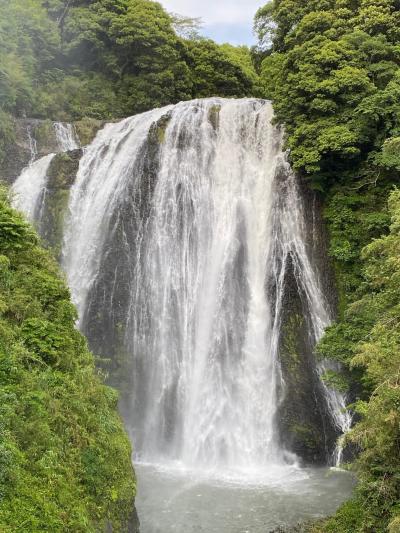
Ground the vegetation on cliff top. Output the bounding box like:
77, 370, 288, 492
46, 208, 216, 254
256, 0, 400, 189
0, 188, 136, 531
255, 0, 400, 530
0, 0, 258, 122
0, 0, 259, 167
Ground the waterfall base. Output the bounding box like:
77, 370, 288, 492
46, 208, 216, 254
135, 463, 355, 533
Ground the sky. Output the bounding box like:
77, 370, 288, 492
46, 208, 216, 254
161, 0, 264, 46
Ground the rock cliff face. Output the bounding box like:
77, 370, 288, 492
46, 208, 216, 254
0, 119, 55, 184
0, 118, 103, 185
277, 262, 336, 464
105, 507, 140, 533
272, 172, 339, 465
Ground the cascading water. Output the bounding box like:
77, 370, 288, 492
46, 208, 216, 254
11, 98, 356, 530
54, 122, 80, 152
27, 125, 38, 164
60, 98, 348, 474
11, 123, 79, 223
271, 160, 352, 465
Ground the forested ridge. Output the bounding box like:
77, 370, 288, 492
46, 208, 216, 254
0, 0, 400, 531
255, 0, 400, 530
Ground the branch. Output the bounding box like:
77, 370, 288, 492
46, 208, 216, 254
58, 0, 72, 28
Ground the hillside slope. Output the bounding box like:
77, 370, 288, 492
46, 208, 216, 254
0, 189, 138, 531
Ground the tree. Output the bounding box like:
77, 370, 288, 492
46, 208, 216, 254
170, 12, 204, 41
187, 40, 254, 98
256, 0, 400, 184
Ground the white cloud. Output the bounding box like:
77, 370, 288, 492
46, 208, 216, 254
161, 0, 264, 44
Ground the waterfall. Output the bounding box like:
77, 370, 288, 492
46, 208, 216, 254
58, 98, 348, 473
12, 154, 56, 222
27, 125, 38, 164
54, 122, 80, 152
10, 99, 350, 473
11, 123, 79, 223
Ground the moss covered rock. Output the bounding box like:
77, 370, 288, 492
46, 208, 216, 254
208, 104, 221, 130
34, 120, 61, 154
74, 118, 104, 147
277, 255, 337, 464
275, 176, 339, 465
148, 112, 172, 145
37, 149, 82, 258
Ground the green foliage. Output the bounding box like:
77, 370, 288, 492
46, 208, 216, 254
220, 44, 264, 96
256, 0, 400, 187
324, 185, 391, 308
320, 369, 349, 393
0, 189, 136, 531
187, 40, 254, 98
0, 111, 15, 168
380, 137, 400, 170
317, 191, 400, 531
255, 1, 400, 529
0, 0, 59, 116
0, 0, 258, 121
311, 499, 364, 532
0, 202, 37, 252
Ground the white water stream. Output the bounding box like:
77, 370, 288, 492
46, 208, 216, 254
12, 123, 79, 222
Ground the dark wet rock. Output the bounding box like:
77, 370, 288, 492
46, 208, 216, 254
298, 177, 337, 316
148, 112, 172, 145
0, 118, 63, 184
0, 117, 99, 185
273, 172, 339, 465
208, 104, 221, 130
0, 119, 34, 184
105, 505, 140, 533
276, 253, 338, 464
127, 506, 141, 533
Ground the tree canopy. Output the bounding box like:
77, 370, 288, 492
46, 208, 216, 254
256, 0, 400, 188
0, 0, 259, 122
